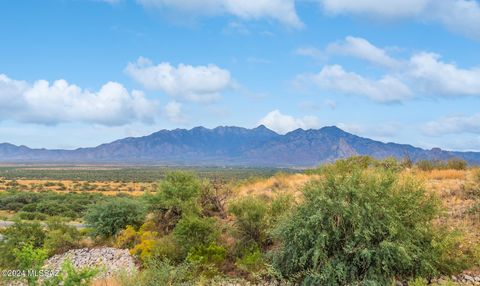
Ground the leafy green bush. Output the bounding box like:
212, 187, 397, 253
186, 243, 227, 266
85, 198, 146, 238
272, 169, 460, 285
0, 221, 46, 267
44, 219, 81, 255
16, 211, 48, 220
408, 278, 429, 286
150, 171, 202, 213
12, 244, 48, 285
229, 197, 269, 248
269, 194, 295, 226
151, 235, 183, 263
43, 260, 98, 286
172, 215, 218, 254
235, 246, 265, 274
148, 171, 203, 234
0, 191, 40, 211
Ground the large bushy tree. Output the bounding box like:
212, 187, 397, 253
272, 168, 447, 285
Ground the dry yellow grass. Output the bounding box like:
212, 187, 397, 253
417, 169, 467, 180
0, 179, 153, 196
91, 278, 122, 286
233, 173, 317, 201
0, 210, 15, 219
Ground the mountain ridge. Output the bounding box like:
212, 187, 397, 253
1, 126, 479, 166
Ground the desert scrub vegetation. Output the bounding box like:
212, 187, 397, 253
272, 162, 478, 285
416, 158, 468, 171
1, 162, 479, 285
85, 198, 146, 238
113, 167, 479, 285
0, 190, 138, 221
0, 166, 286, 182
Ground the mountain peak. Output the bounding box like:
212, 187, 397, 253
253, 125, 278, 135
320, 125, 346, 133
1, 125, 479, 166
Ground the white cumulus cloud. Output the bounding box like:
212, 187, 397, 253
0, 73, 158, 126
137, 0, 302, 28
422, 113, 480, 136
295, 36, 480, 102
318, 0, 480, 40
163, 100, 187, 124
298, 65, 412, 103
326, 36, 401, 68
409, 52, 480, 96
321, 0, 429, 18
257, 110, 320, 134
125, 57, 234, 103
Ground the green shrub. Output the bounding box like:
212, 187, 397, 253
374, 157, 403, 172
85, 198, 146, 238
43, 260, 98, 286
200, 180, 231, 218
148, 172, 203, 234
12, 244, 48, 285
417, 160, 436, 171
0, 191, 108, 219
408, 278, 429, 286
119, 259, 197, 286
0, 192, 40, 211
431, 229, 480, 275
172, 215, 218, 254
13, 243, 47, 270
151, 235, 183, 263
310, 156, 407, 175
235, 246, 265, 274
35, 201, 76, 218
186, 243, 227, 266
150, 171, 202, 214
272, 169, 458, 285
269, 194, 295, 226
416, 158, 468, 171
0, 221, 46, 267
446, 158, 467, 170
17, 211, 48, 220
310, 156, 375, 174
229, 197, 269, 248
44, 219, 81, 255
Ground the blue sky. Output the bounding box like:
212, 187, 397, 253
1, 0, 480, 151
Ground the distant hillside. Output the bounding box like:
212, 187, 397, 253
1, 125, 479, 166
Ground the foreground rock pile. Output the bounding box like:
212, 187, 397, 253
430, 273, 480, 285
43, 247, 137, 278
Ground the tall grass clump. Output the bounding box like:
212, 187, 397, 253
475, 168, 480, 183
272, 166, 473, 285
416, 158, 467, 171
308, 156, 408, 176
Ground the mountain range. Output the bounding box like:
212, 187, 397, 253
1, 126, 479, 167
